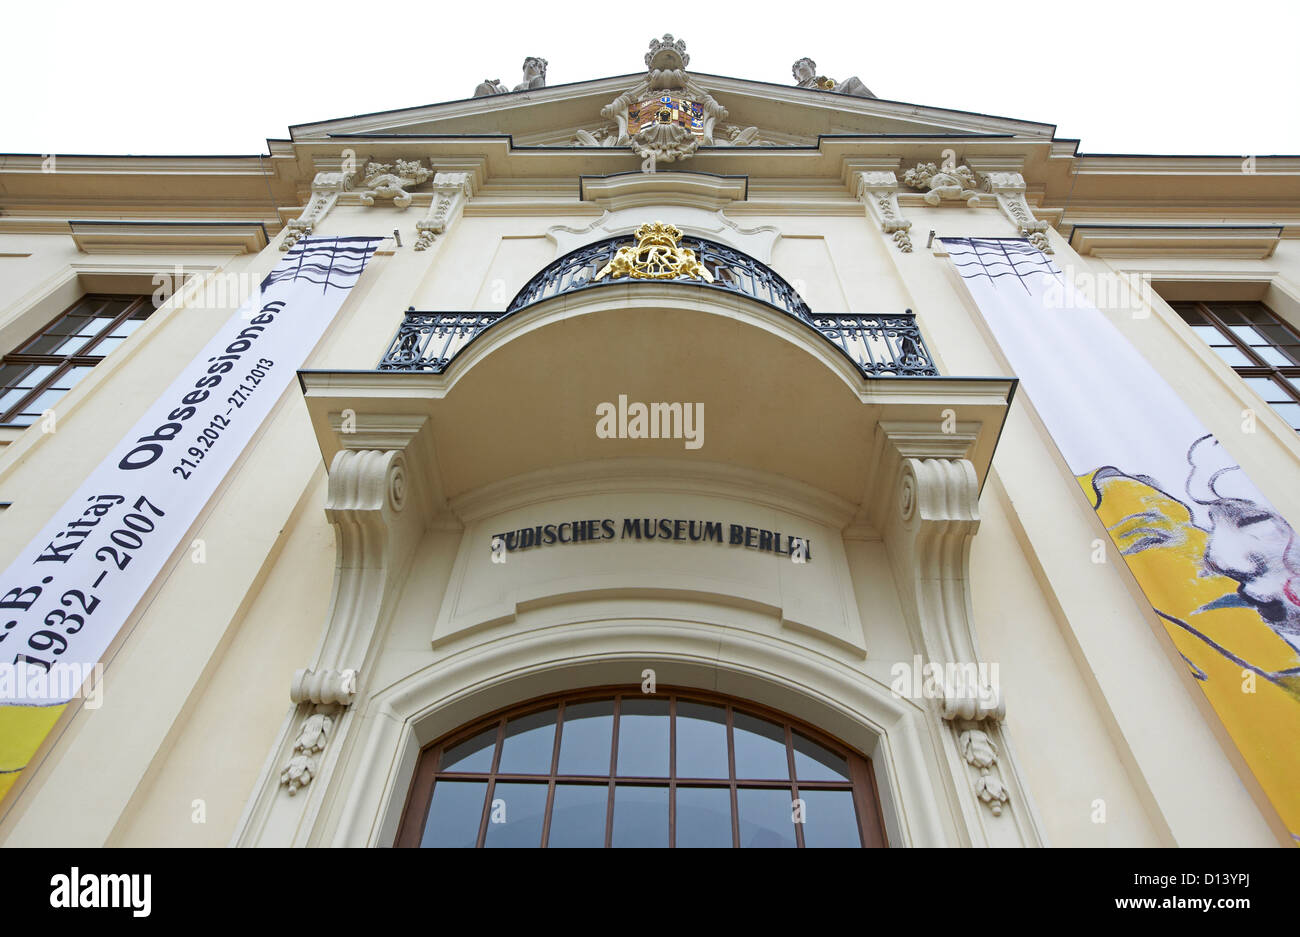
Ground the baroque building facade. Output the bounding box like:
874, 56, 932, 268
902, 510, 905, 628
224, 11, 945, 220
0, 35, 1298, 848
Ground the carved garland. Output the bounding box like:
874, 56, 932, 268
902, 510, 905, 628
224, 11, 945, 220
983, 172, 1053, 253
856, 171, 913, 253
415, 172, 474, 251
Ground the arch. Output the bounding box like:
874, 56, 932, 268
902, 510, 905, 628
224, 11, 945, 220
395, 685, 888, 848
321, 618, 956, 848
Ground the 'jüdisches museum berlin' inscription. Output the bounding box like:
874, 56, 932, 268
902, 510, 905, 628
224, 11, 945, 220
491, 518, 811, 561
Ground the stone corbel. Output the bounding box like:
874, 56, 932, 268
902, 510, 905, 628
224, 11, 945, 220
874, 424, 1042, 843
237, 416, 439, 842
983, 172, 1052, 253
282, 168, 357, 251
856, 171, 913, 253
415, 171, 475, 251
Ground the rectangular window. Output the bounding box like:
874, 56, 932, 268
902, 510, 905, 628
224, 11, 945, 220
1172, 300, 1300, 432
0, 294, 156, 427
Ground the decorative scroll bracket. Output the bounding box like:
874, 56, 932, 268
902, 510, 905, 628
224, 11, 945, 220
282, 166, 359, 251
983, 172, 1053, 253
415, 172, 475, 251
856, 171, 913, 253
873, 424, 1043, 843
239, 416, 443, 838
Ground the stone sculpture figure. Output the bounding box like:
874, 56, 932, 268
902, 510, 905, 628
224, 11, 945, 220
473, 57, 547, 97
903, 162, 981, 207
514, 56, 547, 91
792, 57, 876, 99
473, 78, 508, 97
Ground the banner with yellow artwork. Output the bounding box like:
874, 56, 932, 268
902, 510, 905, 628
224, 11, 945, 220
0, 237, 382, 804
945, 237, 1300, 841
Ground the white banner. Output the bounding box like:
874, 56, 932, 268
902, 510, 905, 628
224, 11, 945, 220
0, 236, 382, 706
944, 237, 1300, 839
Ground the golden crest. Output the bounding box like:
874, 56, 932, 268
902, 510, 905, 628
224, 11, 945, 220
593, 222, 715, 283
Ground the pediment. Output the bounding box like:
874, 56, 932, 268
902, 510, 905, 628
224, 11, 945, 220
290, 73, 1055, 151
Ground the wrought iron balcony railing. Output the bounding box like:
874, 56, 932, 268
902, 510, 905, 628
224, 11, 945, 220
377, 234, 939, 378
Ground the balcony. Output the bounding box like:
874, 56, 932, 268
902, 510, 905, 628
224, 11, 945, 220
377, 234, 939, 378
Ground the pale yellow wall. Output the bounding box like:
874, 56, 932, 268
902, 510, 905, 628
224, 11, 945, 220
0, 151, 1297, 848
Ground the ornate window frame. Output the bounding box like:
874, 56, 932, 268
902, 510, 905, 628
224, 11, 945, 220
395, 685, 888, 848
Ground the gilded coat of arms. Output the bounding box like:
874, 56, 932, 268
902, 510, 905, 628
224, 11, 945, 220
593, 222, 714, 282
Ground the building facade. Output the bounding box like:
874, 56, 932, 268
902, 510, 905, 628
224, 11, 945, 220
1, 35, 1298, 847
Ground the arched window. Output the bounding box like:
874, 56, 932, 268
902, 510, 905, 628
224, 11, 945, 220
396, 687, 887, 847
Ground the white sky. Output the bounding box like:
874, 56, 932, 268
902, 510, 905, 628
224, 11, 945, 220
2, 0, 1298, 157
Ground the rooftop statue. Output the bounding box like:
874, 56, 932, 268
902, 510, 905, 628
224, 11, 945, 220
514, 57, 548, 92
474, 56, 548, 97
792, 57, 876, 99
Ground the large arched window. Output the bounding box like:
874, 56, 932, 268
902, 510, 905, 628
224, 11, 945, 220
396, 687, 887, 848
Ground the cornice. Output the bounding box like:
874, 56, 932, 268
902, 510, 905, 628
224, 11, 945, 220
1068, 224, 1284, 259
579, 171, 748, 211
67, 220, 269, 254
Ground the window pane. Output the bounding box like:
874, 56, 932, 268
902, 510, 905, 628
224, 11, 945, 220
615, 698, 669, 777
676, 701, 729, 778
0, 388, 30, 414
86, 335, 127, 356
1242, 376, 1287, 402
675, 787, 733, 847
557, 700, 613, 775
5, 413, 36, 427
420, 780, 488, 847
736, 788, 797, 848
497, 708, 557, 774
1250, 345, 1290, 367
439, 726, 497, 773
1188, 325, 1224, 344
15, 365, 55, 390
1257, 323, 1300, 348
792, 733, 850, 782
49, 334, 97, 356
1270, 402, 1300, 429
1230, 325, 1269, 345
19, 388, 65, 416
733, 712, 789, 780
1210, 346, 1251, 367
800, 789, 862, 847
548, 784, 607, 847
109, 318, 145, 339
483, 782, 548, 848
611, 785, 668, 847
49, 366, 95, 392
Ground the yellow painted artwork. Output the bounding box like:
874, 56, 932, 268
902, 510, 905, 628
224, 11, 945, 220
1083, 467, 1300, 838
0, 704, 65, 801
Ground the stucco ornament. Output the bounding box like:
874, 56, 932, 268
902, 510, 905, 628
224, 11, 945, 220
982, 171, 1053, 253
903, 162, 981, 207
279, 708, 334, 796
959, 728, 1010, 816
280, 755, 314, 796
282, 170, 353, 251
414, 171, 474, 251
857, 171, 913, 252
357, 160, 433, 209
592, 35, 727, 163
721, 124, 763, 146
792, 57, 876, 98
594, 222, 714, 282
